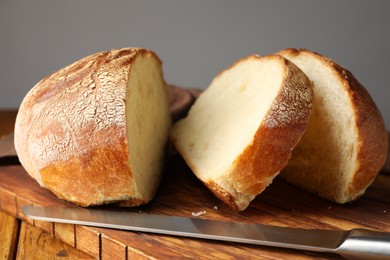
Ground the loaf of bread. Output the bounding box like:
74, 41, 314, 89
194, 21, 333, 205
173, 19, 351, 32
278, 48, 388, 203
170, 54, 313, 211
14, 48, 172, 207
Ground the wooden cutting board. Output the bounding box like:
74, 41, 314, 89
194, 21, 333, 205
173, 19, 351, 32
1, 160, 390, 259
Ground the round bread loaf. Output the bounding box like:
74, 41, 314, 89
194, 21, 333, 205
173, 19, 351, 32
14, 48, 172, 207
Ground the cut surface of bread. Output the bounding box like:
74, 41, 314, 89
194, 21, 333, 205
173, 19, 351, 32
170, 54, 313, 211
126, 54, 171, 202
14, 48, 172, 207
278, 48, 388, 203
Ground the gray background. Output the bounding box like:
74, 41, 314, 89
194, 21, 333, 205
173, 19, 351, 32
1, 0, 389, 127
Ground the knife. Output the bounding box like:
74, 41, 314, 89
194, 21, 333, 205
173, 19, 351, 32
22, 205, 390, 259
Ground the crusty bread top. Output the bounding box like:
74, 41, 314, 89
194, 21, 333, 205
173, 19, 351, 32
279, 48, 388, 202
17, 50, 129, 159
15, 49, 157, 179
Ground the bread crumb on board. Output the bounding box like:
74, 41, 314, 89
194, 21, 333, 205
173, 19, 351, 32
213, 205, 218, 210
192, 210, 207, 217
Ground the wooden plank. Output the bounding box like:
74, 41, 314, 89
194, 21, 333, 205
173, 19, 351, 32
34, 219, 54, 235
16, 221, 95, 260
101, 234, 127, 260
96, 227, 187, 259
0, 187, 17, 217
55, 223, 76, 248
127, 247, 152, 260
75, 225, 101, 259
0, 211, 20, 260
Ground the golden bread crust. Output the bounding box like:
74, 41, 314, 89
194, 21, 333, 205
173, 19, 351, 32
341, 67, 388, 197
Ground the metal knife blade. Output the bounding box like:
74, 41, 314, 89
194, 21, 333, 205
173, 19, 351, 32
22, 205, 390, 259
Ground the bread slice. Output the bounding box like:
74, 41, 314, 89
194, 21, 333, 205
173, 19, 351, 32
278, 48, 388, 203
14, 48, 172, 207
170, 54, 313, 211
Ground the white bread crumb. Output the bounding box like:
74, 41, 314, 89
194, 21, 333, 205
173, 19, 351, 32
192, 210, 207, 217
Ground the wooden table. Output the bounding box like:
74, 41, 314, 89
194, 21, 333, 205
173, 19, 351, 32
1, 109, 390, 260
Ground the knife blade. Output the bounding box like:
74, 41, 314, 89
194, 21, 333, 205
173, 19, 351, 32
22, 205, 390, 259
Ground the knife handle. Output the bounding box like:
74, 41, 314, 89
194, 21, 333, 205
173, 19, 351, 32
336, 228, 390, 259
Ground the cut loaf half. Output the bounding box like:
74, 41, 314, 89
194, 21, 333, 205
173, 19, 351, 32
170, 54, 313, 211
14, 48, 172, 207
278, 48, 388, 203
